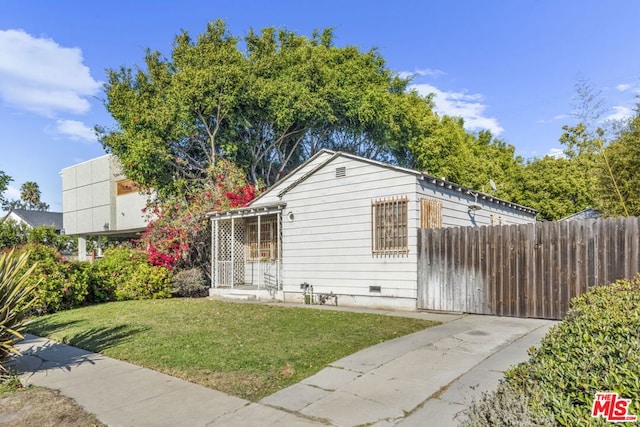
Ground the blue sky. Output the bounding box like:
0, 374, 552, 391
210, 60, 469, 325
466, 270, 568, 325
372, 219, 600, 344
1, 1, 639, 211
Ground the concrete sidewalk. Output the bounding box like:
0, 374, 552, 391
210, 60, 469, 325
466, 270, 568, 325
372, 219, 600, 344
10, 312, 555, 426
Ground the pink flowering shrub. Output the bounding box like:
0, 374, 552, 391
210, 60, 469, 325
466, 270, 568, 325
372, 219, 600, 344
139, 160, 258, 274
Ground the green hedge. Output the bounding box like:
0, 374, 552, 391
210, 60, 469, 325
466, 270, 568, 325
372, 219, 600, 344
13, 244, 172, 314
460, 276, 640, 426
16, 243, 87, 313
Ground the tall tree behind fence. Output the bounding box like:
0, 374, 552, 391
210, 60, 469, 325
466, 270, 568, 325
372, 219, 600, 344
417, 217, 640, 319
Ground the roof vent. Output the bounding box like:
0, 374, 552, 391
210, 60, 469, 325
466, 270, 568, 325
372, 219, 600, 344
335, 166, 346, 178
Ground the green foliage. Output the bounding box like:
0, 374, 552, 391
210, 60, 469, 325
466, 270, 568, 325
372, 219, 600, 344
15, 243, 87, 314
502, 277, 640, 426
0, 250, 39, 370
0, 171, 12, 209
600, 113, 640, 216
139, 159, 255, 276
0, 219, 28, 249
410, 116, 525, 201
115, 262, 172, 300
92, 247, 172, 301
516, 156, 597, 221
458, 383, 556, 427
99, 19, 432, 196
0, 221, 76, 254
16, 181, 49, 211
171, 268, 208, 297
26, 225, 76, 253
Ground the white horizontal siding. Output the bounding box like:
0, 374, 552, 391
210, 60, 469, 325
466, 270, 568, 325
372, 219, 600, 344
281, 156, 418, 300
251, 151, 334, 206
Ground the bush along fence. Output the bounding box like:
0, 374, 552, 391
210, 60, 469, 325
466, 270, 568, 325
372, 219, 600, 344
417, 216, 640, 319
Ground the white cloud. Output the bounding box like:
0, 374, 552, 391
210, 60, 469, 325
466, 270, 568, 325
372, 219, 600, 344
547, 148, 565, 158
606, 106, 634, 122
0, 29, 101, 116
52, 119, 97, 142
616, 83, 632, 92
411, 83, 504, 135
399, 68, 445, 79
4, 185, 20, 201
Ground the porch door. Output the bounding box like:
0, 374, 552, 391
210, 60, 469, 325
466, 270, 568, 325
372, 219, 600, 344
245, 214, 282, 288
215, 219, 245, 286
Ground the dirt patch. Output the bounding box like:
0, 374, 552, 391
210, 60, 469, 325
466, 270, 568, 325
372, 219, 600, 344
0, 387, 105, 427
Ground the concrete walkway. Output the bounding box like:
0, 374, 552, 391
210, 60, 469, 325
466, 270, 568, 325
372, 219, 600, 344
10, 311, 555, 427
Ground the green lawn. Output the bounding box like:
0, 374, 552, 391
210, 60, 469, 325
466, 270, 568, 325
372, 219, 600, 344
26, 299, 438, 400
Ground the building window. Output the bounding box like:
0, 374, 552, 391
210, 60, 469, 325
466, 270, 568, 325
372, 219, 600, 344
420, 198, 443, 229
371, 197, 409, 255
246, 216, 279, 261
116, 179, 141, 196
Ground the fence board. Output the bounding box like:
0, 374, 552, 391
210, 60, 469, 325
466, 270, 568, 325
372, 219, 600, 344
417, 217, 640, 320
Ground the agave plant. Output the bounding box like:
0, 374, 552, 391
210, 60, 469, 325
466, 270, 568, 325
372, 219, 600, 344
0, 250, 39, 371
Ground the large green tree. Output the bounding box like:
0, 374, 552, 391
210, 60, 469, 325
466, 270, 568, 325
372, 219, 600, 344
409, 115, 525, 200
515, 156, 595, 221
99, 20, 433, 196
600, 110, 640, 216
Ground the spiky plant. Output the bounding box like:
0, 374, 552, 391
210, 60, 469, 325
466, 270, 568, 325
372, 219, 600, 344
0, 250, 39, 372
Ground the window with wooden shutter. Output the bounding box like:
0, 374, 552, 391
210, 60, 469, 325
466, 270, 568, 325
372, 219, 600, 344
371, 197, 409, 255
420, 198, 443, 229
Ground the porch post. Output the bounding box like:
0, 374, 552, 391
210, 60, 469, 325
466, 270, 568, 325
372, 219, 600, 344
257, 214, 262, 289
212, 219, 218, 288
231, 217, 235, 288
277, 210, 282, 290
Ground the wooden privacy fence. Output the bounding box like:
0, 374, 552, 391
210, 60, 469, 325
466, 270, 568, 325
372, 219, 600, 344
417, 217, 640, 320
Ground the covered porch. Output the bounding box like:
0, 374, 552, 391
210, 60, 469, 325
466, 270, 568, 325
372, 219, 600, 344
208, 203, 286, 296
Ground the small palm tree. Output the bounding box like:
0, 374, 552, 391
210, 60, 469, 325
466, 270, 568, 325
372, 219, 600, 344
0, 250, 39, 372
19, 181, 49, 211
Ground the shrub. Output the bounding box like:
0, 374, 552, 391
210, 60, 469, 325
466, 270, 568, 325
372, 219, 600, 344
115, 262, 172, 300
0, 250, 39, 372
461, 276, 640, 426
92, 247, 172, 301
458, 383, 556, 427
0, 219, 28, 249
171, 268, 208, 297
139, 159, 257, 273
15, 243, 87, 314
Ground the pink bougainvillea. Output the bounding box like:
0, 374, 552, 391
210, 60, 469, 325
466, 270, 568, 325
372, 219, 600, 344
139, 160, 260, 270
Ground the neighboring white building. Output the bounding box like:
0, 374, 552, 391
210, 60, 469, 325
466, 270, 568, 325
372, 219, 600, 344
61, 155, 149, 259
208, 149, 537, 310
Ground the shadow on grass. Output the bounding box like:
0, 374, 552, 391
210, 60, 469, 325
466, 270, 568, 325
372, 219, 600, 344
25, 319, 84, 338
26, 320, 147, 353
61, 324, 148, 353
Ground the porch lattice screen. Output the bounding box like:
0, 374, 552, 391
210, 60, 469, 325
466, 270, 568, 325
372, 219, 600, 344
371, 196, 409, 255
215, 219, 245, 286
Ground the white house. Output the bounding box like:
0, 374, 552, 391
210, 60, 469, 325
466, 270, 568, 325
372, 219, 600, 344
208, 149, 537, 310
61, 155, 149, 259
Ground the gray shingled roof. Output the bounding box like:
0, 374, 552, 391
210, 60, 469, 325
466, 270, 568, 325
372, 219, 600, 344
11, 209, 63, 231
